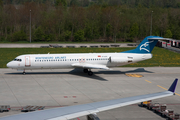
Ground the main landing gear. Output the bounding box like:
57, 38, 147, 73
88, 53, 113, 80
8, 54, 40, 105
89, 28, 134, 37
83, 69, 94, 76
22, 70, 26, 75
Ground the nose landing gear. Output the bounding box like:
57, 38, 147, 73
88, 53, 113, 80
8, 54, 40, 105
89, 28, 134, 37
83, 69, 94, 76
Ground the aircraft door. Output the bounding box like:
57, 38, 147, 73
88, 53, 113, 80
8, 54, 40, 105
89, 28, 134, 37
25, 56, 31, 67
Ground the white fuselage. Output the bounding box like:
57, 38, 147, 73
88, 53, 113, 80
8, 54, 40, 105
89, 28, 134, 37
7, 52, 152, 70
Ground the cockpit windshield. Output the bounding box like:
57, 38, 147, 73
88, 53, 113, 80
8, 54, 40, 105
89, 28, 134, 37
14, 59, 22, 62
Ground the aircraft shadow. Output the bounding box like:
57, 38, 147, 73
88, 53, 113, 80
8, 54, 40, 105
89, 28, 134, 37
5, 68, 153, 81
125, 68, 154, 73
97, 68, 154, 74
69, 69, 108, 81
5, 69, 108, 81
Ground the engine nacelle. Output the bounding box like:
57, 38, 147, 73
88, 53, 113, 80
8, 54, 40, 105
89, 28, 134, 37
109, 57, 132, 63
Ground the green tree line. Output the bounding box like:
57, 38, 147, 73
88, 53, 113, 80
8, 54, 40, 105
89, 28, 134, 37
3, 0, 180, 8
1, 0, 180, 42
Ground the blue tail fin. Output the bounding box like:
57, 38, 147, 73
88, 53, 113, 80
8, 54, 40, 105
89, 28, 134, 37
122, 36, 163, 54
168, 78, 178, 93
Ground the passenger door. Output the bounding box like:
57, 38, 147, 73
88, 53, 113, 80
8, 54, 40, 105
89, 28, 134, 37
25, 56, 31, 67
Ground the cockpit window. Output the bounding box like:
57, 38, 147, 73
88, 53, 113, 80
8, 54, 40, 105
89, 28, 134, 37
14, 59, 22, 62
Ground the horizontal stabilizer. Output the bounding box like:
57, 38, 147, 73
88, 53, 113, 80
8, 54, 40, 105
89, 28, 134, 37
148, 37, 173, 41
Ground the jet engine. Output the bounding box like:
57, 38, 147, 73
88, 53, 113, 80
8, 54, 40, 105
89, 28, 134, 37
109, 57, 132, 63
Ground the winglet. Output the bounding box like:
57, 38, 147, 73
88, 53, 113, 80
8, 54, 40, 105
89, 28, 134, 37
168, 78, 178, 93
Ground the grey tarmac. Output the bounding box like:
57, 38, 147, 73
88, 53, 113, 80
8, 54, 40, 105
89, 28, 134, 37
0, 67, 180, 120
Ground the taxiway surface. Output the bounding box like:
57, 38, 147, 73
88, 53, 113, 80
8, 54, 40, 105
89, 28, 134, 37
0, 67, 180, 120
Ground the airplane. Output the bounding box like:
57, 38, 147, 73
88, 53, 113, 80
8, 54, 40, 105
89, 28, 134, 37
6, 36, 168, 75
0, 78, 178, 120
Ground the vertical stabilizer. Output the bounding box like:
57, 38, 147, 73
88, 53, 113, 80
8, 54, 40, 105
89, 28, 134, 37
122, 36, 163, 54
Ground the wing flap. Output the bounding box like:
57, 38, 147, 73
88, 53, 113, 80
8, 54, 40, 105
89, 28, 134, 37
65, 111, 90, 120
47, 117, 67, 120
96, 91, 173, 112
71, 63, 110, 70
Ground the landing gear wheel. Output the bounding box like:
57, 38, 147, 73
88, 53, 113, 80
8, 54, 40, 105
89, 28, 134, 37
83, 69, 88, 73
23, 70, 26, 75
88, 71, 93, 76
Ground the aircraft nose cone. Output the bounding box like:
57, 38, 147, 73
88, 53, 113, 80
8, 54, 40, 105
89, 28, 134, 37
7, 62, 12, 68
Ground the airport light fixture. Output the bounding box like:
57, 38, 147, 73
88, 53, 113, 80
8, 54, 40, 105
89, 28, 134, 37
150, 11, 153, 36
30, 9, 31, 43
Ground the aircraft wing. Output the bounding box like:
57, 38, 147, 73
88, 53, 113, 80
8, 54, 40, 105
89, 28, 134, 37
71, 63, 110, 70
0, 79, 178, 120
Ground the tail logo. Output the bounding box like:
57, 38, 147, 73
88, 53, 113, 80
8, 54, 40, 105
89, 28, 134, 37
140, 41, 154, 53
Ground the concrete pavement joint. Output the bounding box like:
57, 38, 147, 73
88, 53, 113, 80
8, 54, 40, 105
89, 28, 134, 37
2, 76, 21, 107
62, 76, 96, 103
32, 75, 60, 106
